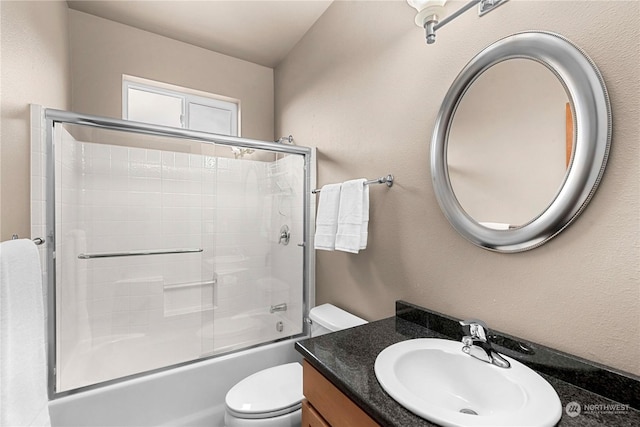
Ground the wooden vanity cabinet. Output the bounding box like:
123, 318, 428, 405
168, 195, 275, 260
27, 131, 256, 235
302, 360, 380, 427
301, 400, 330, 427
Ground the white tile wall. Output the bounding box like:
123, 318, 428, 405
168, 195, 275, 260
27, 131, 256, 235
33, 120, 307, 392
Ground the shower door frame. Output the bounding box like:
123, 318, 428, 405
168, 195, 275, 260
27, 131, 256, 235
43, 108, 314, 399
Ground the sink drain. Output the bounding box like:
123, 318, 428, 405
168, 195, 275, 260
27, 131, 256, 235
460, 408, 478, 415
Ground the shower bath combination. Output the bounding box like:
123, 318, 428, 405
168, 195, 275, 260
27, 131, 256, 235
33, 108, 314, 420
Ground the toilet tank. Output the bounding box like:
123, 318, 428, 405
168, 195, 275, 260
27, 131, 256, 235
309, 303, 368, 337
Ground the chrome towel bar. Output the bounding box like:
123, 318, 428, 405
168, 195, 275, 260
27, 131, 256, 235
312, 174, 394, 194
78, 248, 203, 259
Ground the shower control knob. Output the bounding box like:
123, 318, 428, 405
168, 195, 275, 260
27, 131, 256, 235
279, 225, 290, 245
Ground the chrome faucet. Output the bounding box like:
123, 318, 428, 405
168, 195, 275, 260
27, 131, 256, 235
270, 303, 287, 314
459, 319, 511, 368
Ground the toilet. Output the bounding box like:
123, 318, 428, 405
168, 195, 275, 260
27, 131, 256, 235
223, 304, 367, 427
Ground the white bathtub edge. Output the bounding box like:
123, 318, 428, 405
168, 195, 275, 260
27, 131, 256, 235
49, 337, 304, 427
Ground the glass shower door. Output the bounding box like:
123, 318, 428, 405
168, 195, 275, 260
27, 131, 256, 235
49, 121, 307, 394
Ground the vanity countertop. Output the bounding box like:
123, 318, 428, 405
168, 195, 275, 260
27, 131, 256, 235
295, 301, 640, 427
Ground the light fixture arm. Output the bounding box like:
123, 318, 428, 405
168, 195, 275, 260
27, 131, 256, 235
423, 0, 508, 44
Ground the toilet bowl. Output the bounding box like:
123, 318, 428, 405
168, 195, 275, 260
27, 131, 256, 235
223, 304, 367, 426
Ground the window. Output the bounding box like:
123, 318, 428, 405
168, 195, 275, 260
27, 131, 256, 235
123, 76, 239, 136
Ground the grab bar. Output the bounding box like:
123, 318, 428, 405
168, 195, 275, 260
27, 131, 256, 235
164, 279, 217, 290
78, 248, 203, 259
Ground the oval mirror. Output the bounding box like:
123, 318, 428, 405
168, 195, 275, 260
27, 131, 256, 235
431, 32, 611, 252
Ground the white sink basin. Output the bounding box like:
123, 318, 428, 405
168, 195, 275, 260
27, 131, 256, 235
375, 339, 562, 427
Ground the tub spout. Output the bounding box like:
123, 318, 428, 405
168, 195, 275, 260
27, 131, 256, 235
270, 303, 287, 314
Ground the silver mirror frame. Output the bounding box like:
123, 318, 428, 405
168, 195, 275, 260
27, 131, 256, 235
431, 31, 611, 253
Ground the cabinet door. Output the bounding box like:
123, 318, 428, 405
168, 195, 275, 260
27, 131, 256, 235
302, 400, 330, 427
303, 361, 380, 427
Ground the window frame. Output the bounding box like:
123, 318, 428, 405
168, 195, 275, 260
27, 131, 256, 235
122, 75, 240, 136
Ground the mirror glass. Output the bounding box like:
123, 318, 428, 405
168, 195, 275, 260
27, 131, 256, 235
447, 59, 571, 229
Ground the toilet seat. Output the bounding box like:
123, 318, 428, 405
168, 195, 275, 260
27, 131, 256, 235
226, 402, 301, 419
225, 362, 303, 420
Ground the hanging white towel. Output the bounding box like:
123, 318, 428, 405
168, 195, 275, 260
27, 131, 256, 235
0, 239, 51, 427
335, 179, 368, 253
314, 183, 342, 251
360, 183, 370, 250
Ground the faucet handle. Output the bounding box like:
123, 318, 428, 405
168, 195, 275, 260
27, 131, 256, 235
459, 319, 487, 327
459, 319, 488, 341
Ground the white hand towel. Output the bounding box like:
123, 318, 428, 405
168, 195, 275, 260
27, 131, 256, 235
360, 183, 370, 250
335, 179, 368, 253
0, 239, 51, 427
314, 183, 342, 251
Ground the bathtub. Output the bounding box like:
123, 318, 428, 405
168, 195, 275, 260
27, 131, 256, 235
56, 310, 301, 392
48, 337, 303, 426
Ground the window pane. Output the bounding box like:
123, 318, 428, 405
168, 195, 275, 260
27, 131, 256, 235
127, 88, 183, 128
188, 102, 235, 136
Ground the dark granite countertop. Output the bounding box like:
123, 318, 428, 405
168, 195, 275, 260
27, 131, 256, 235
295, 301, 640, 427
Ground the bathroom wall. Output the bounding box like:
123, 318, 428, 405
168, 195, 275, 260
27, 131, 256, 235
0, 0, 70, 241
68, 9, 274, 142
275, 0, 640, 375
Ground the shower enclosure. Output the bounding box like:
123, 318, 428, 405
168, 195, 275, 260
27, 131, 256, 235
36, 109, 313, 396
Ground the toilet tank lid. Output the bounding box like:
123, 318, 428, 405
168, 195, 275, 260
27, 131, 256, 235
309, 303, 367, 331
